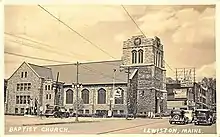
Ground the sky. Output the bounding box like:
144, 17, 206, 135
4, 5, 216, 81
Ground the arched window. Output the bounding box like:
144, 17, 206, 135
132, 50, 137, 64
156, 51, 159, 67
115, 88, 124, 104
66, 89, 73, 104
138, 49, 143, 63
98, 88, 106, 104
81, 89, 89, 104
158, 52, 161, 67
155, 51, 158, 66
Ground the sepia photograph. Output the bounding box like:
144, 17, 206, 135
3, 3, 217, 135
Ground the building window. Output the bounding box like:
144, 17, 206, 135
49, 94, 52, 99
21, 72, 23, 78
46, 94, 48, 99
115, 88, 124, 104
17, 84, 20, 91
25, 72, 27, 78
24, 83, 27, 91
66, 89, 73, 104
85, 110, 89, 114
155, 51, 157, 66
48, 85, 51, 90
27, 96, 30, 104
20, 108, 24, 114
119, 110, 124, 114
159, 52, 162, 67
24, 96, 27, 104
20, 83, 24, 91
132, 50, 137, 64
20, 96, 23, 104
45, 85, 47, 90
138, 49, 143, 63
79, 110, 83, 114
28, 83, 31, 90
16, 96, 19, 104
113, 110, 118, 114
98, 88, 106, 104
81, 89, 89, 104
15, 108, 18, 114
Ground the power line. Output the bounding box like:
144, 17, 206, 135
5, 51, 71, 64
164, 61, 175, 73
122, 5, 175, 75
38, 5, 116, 59
4, 32, 90, 60
121, 5, 146, 37
5, 38, 92, 61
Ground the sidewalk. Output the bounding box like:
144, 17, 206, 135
5, 115, 126, 126
5, 115, 169, 126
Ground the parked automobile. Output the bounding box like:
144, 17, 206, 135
212, 111, 216, 124
194, 109, 213, 125
44, 106, 70, 118
169, 109, 188, 124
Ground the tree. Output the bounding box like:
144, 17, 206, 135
73, 98, 84, 111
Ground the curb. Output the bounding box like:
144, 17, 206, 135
22, 120, 99, 126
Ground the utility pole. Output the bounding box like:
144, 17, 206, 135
110, 69, 116, 117
53, 72, 60, 106
175, 68, 178, 83
75, 61, 79, 122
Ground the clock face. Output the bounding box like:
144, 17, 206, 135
134, 38, 141, 46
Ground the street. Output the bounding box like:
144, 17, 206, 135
5, 116, 216, 134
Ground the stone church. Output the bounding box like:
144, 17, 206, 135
5, 35, 167, 116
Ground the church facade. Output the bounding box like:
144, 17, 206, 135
5, 35, 167, 116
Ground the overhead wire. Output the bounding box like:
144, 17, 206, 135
5, 51, 72, 64
121, 5, 175, 77
38, 5, 116, 59
4, 32, 91, 60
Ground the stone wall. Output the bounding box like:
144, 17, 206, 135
63, 84, 127, 114
6, 62, 42, 114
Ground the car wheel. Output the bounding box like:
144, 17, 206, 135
46, 115, 49, 118
54, 113, 58, 118
65, 113, 70, 118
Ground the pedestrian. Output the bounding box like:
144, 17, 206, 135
171, 107, 175, 117
40, 106, 43, 119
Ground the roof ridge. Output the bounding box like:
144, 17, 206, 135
44, 59, 122, 67
28, 63, 51, 69
81, 59, 121, 65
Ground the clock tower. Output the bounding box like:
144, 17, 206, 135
121, 35, 167, 115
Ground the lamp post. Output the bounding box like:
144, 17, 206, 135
72, 83, 83, 122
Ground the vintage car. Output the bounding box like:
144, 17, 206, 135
194, 109, 213, 125
44, 105, 70, 118
169, 109, 189, 124
212, 111, 216, 124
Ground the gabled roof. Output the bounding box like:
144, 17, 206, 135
28, 63, 53, 80
44, 60, 127, 84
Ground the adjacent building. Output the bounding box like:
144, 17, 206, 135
5, 35, 167, 116
167, 79, 216, 111
166, 83, 194, 111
